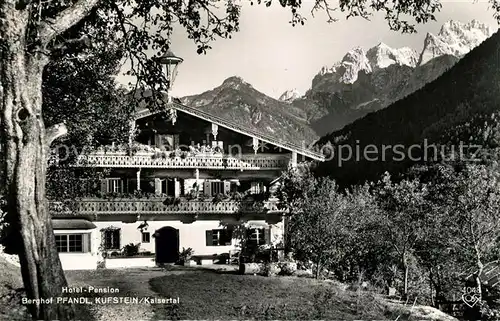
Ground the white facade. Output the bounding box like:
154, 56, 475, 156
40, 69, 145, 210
55, 220, 284, 270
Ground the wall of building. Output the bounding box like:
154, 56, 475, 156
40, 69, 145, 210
54, 219, 284, 270
94, 220, 235, 256
93, 219, 283, 257
54, 228, 100, 270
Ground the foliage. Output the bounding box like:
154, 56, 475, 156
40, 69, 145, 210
372, 172, 431, 297
281, 159, 500, 318
123, 243, 141, 257
178, 247, 194, 263
286, 176, 350, 278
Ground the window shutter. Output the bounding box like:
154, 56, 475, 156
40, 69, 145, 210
116, 230, 121, 249
205, 230, 213, 246
225, 229, 233, 246
83, 234, 90, 253
174, 179, 181, 197
223, 181, 231, 195
204, 181, 211, 196
101, 231, 107, 249
100, 179, 108, 193
155, 134, 162, 148
154, 178, 162, 196
264, 228, 271, 245
128, 179, 136, 193
174, 135, 180, 148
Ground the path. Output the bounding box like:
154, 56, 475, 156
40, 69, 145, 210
66, 267, 181, 321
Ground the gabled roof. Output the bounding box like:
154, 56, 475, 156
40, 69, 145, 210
135, 101, 325, 161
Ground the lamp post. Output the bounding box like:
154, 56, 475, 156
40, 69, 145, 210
157, 49, 183, 103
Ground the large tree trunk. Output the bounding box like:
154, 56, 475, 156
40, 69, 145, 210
0, 3, 74, 320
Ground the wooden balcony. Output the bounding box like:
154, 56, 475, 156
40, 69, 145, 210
50, 198, 283, 216
73, 152, 290, 170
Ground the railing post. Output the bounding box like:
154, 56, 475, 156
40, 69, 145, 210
290, 151, 297, 168
136, 168, 141, 191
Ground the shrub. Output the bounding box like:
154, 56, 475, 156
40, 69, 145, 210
178, 247, 194, 264
123, 243, 140, 256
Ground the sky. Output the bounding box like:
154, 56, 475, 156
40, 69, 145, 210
118, 0, 499, 99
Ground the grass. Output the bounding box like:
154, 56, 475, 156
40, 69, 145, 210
0, 255, 96, 321
0, 263, 455, 321
148, 266, 406, 320
0, 256, 29, 320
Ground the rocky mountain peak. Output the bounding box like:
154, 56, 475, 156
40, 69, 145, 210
279, 88, 301, 103
221, 76, 250, 90
315, 43, 418, 87
418, 19, 495, 66
366, 42, 418, 71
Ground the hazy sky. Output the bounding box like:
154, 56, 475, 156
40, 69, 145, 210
121, 0, 499, 99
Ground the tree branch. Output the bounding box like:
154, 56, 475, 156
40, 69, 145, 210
46, 123, 68, 146
37, 0, 101, 45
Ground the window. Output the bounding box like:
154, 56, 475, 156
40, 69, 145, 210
107, 178, 124, 193
103, 229, 120, 250
250, 182, 264, 194
210, 229, 232, 246
156, 134, 179, 150
211, 181, 224, 195
248, 228, 266, 246
142, 232, 151, 243
55, 234, 84, 253
204, 180, 230, 196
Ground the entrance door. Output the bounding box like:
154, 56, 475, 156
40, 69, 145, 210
155, 226, 179, 264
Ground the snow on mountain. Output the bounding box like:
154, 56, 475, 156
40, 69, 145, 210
366, 43, 419, 71
304, 19, 496, 136
418, 19, 495, 66
279, 88, 302, 103
317, 43, 419, 85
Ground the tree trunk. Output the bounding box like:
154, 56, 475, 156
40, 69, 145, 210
0, 3, 74, 320
475, 245, 484, 300
315, 255, 322, 279
402, 255, 409, 298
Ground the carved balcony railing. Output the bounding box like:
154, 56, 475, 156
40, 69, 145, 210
72, 152, 290, 170
50, 198, 283, 216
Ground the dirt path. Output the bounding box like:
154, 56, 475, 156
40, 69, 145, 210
66, 267, 179, 321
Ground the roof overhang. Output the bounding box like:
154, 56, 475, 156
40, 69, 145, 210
134, 102, 325, 162
52, 219, 96, 230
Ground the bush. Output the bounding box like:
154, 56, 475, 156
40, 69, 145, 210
178, 247, 194, 264
123, 243, 140, 256
279, 262, 298, 276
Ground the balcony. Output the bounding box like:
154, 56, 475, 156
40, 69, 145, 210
74, 152, 289, 170
50, 198, 283, 216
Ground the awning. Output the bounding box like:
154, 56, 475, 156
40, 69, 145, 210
52, 219, 96, 230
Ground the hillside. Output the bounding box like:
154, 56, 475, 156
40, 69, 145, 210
314, 26, 500, 187
0, 252, 28, 320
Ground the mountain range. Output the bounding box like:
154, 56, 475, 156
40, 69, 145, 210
180, 19, 495, 147
289, 19, 495, 136
180, 76, 317, 144
314, 23, 500, 187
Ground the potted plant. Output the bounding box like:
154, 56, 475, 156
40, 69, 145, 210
179, 247, 195, 266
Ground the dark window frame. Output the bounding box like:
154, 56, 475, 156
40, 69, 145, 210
142, 232, 151, 243
211, 229, 233, 246
248, 228, 266, 246
103, 229, 121, 250
55, 234, 84, 253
